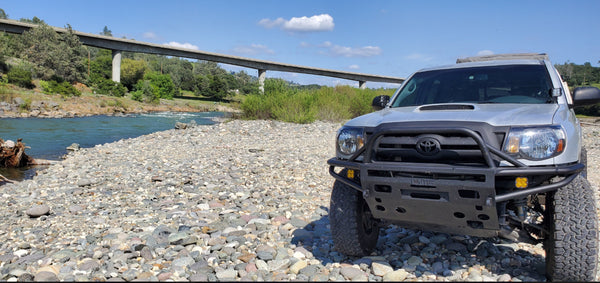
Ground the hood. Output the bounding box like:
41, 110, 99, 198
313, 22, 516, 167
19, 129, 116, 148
344, 104, 559, 128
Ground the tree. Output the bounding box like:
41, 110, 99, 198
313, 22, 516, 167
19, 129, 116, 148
120, 58, 147, 90
15, 23, 86, 83
136, 71, 176, 100
100, 26, 112, 37
19, 16, 45, 24
89, 50, 112, 84
0, 8, 8, 19
207, 75, 228, 99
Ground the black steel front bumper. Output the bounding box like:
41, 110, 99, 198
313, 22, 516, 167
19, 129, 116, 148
327, 126, 583, 237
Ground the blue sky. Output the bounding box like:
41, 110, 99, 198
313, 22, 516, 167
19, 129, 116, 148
2, 0, 599, 88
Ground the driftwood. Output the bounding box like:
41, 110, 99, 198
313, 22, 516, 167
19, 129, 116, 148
0, 138, 35, 168
0, 174, 15, 183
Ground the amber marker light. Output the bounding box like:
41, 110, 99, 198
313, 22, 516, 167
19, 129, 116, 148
556, 139, 564, 153
515, 177, 528, 189
507, 136, 520, 153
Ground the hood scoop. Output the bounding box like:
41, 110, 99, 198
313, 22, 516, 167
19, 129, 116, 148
419, 104, 475, 111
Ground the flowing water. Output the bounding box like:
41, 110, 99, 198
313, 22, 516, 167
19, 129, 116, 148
0, 111, 224, 181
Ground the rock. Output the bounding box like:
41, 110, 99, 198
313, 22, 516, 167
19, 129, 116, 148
289, 260, 307, 274
383, 269, 409, 281
26, 204, 50, 218
66, 143, 81, 151
174, 122, 187, 129
406, 256, 423, 266
34, 271, 58, 282
340, 266, 364, 280
216, 268, 237, 280
372, 261, 394, 276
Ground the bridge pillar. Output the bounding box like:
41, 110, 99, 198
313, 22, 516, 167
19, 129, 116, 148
111, 50, 122, 83
359, 81, 366, 89
258, 69, 266, 93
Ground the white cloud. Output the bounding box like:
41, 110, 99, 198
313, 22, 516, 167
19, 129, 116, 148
232, 44, 275, 56
143, 31, 157, 40
307, 41, 381, 58
258, 14, 334, 32
164, 42, 199, 50
404, 53, 434, 61
330, 45, 381, 57
477, 50, 495, 56
258, 17, 286, 29
348, 64, 360, 70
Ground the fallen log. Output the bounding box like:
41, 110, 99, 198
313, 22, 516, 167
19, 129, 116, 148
1, 138, 36, 168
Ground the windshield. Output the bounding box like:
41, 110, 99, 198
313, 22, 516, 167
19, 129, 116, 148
390, 64, 554, 107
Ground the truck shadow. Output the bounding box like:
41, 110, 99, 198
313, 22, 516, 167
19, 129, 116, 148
290, 207, 546, 281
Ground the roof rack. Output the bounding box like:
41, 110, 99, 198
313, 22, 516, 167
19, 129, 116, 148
456, 53, 549, 63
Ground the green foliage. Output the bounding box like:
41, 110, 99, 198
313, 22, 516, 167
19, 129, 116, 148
556, 62, 600, 117
19, 16, 45, 24
89, 53, 112, 84
93, 78, 127, 97
100, 26, 112, 37
40, 80, 81, 97
555, 62, 600, 87
206, 75, 228, 100
132, 80, 158, 103
133, 72, 175, 102
6, 66, 34, 88
193, 75, 209, 96
0, 8, 8, 19
13, 23, 87, 83
120, 58, 147, 90
19, 98, 31, 111
241, 79, 395, 123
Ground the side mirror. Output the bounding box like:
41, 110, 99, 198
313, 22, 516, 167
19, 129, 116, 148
372, 95, 390, 111
573, 87, 600, 107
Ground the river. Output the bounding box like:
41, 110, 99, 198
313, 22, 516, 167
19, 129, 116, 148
0, 111, 224, 181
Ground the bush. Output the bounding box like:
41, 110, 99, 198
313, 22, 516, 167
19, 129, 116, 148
136, 72, 176, 100
94, 78, 127, 97
131, 80, 159, 103
40, 80, 81, 96
241, 79, 395, 123
6, 66, 34, 88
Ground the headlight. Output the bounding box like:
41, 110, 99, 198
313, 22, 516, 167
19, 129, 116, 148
336, 127, 365, 159
503, 126, 565, 160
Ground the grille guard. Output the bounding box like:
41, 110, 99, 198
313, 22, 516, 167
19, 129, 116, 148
327, 126, 583, 237
328, 125, 583, 203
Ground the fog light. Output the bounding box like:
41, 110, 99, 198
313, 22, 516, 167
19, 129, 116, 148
347, 169, 355, 179
515, 177, 528, 189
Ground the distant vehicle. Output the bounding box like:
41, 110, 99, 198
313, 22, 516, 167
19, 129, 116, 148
327, 53, 600, 281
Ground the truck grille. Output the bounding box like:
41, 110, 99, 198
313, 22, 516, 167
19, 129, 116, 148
364, 122, 507, 167
371, 133, 504, 166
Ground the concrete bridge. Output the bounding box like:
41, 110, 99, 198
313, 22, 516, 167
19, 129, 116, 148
0, 19, 405, 91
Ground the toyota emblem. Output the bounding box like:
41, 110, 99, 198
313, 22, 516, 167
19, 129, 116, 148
416, 137, 441, 156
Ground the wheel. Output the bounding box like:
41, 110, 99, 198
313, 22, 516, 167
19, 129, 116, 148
329, 180, 379, 256
545, 174, 599, 281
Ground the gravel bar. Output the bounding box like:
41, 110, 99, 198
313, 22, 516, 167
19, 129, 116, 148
0, 119, 598, 281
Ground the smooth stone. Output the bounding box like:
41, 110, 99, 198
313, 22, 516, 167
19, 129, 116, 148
26, 205, 50, 218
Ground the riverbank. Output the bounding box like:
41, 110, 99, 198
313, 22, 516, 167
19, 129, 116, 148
0, 84, 241, 119
0, 119, 598, 281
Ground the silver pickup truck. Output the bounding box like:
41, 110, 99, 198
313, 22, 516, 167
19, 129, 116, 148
327, 53, 600, 281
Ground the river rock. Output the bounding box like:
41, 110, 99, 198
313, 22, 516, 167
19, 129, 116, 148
25, 204, 50, 218
0, 120, 596, 282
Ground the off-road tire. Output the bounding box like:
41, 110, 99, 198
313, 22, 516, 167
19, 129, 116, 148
545, 174, 599, 281
330, 180, 379, 256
